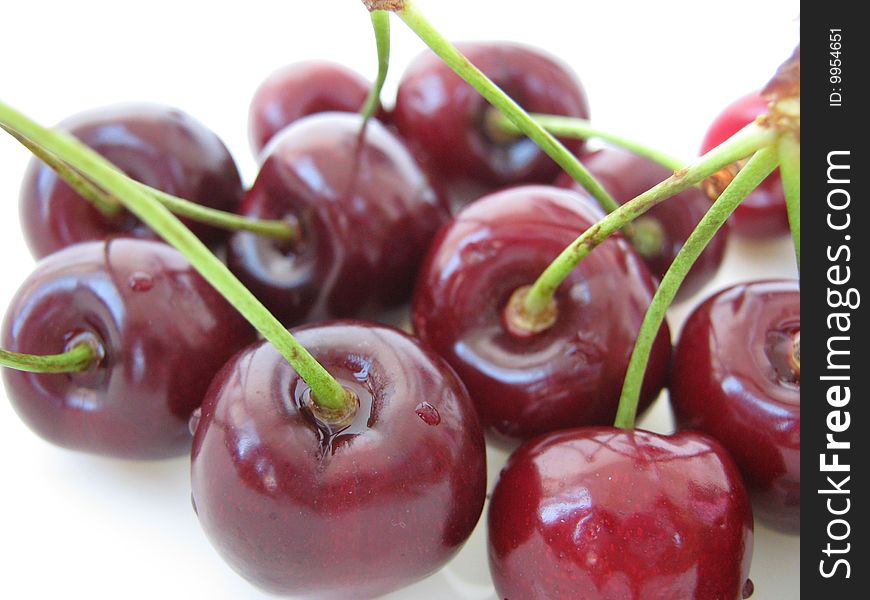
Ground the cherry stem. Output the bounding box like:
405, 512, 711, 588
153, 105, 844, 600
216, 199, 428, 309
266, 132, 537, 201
778, 132, 800, 271
394, 0, 620, 214
486, 111, 685, 172
0, 100, 350, 413
360, 10, 391, 122
4, 127, 297, 242
0, 342, 96, 374
613, 146, 779, 429
521, 121, 779, 319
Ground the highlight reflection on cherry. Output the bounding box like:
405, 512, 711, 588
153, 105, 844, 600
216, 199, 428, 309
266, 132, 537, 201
190, 321, 487, 599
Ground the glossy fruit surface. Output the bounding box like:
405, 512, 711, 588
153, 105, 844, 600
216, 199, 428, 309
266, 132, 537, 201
488, 427, 754, 600
190, 321, 487, 599
227, 112, 449, 327
248, 60, 375, 156
1, 239, 255, 459
19, 103, 244, 259
393, 42, 589, 187
670, 279, 800, 533
412, 186, 671, 444
557, 147, 728, 301
700, 92, 788, 238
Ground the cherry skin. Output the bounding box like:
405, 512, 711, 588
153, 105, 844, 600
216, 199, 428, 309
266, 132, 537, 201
248, 60, 380, 156
557, 147, 729, 301
1, 239, 255, 459
412, 186, 671, 445
393, 42, 589, 187
19, 103, 244, 259
227, 112, 450, 327
488, 427, 754, 600
701, 92, 788, 238
670, 279, 800, 533
190, 321, 487, 599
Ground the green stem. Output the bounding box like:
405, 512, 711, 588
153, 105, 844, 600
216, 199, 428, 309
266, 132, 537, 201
0, 100, 348, 412
1, 343, 96, 374
522, 121, 779, 318
360, 10, 391, 122
488, 111, 685, 172
5, 126, 296, 242
395, 0, 619, 214
778, 133, 800, 271
613, 146, 779, 429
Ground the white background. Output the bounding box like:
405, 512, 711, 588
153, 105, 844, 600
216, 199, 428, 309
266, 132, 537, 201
0, 1, 800, 598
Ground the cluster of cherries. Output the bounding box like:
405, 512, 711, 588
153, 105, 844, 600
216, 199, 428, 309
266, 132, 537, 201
0, 13, 798, 600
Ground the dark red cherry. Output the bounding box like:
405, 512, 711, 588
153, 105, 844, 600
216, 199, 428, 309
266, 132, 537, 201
670, 279, 800, 533
248, 60, 379, 156
19, 103, 244, 259
0, 239, 255, 459
557, 147, 729, 301
488, 427, 754, 599
701, 92, 788, 238
227, 112, 450, 327
393, 42, 589, 187
190, 321, 487, 599
411, 186, 671, 444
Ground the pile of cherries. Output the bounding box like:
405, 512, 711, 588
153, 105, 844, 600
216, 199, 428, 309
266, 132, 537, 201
0, 12, 798, 600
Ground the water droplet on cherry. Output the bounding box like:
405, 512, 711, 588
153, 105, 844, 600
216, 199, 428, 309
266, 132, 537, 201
128, 271, 154, 292
189, 407, 202, 435
742, 578, 755, 598
415, 402, 441, 426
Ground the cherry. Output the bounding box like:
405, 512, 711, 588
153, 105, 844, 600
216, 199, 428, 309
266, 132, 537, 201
1, 238, 255, 459
248, 60, 379, 156
670, 279, 800, 533
393, 42, 589, 187
556, 147, 729, 301
411, 186, 671, 444
227, 112, 450, 327
488, 427, 754, 599
700, 92, 788, 238
19, 103, 244, 259
190, 321, 487, 599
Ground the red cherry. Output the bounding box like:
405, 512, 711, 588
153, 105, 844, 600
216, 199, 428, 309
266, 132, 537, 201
18, 103, 244, 258
393, 42, 589, 187
412, 186, 671, 444
227, 112, 450, 326
557, 147, 729, 301
190, 321, 487, 599
1, 239, 255, 459
670, 279, 800, 533
248, 60, 379, 156
488, 427, 754, 599
700, 92, 788, 238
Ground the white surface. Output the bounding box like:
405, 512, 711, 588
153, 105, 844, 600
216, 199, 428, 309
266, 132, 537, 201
0, 1, 799, 598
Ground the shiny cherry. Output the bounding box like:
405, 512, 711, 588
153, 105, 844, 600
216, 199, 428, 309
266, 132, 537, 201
19, 103, 244, 259
248, 60, 379, 156
488, 427, 754, 599
1, 239, 255, 459
412, 186, 671, 444
557, 147, 729, 301
190, 321, 487, 599
227, 112, 449, 327
701, 92, 788, 238
670, 279, 800, 533
393, 42, 589, 187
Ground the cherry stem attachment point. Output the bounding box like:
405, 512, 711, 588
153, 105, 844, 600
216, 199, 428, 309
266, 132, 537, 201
521, 122, 779, 319
486, 110, 685, 172
778, 133, 800, 271
4, 126, 296, 242
613, 146, 780, 430
0, 342, 96, 374
360, 10, 391, 122
0, 100, 349, 413
395, 0, 619, 214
